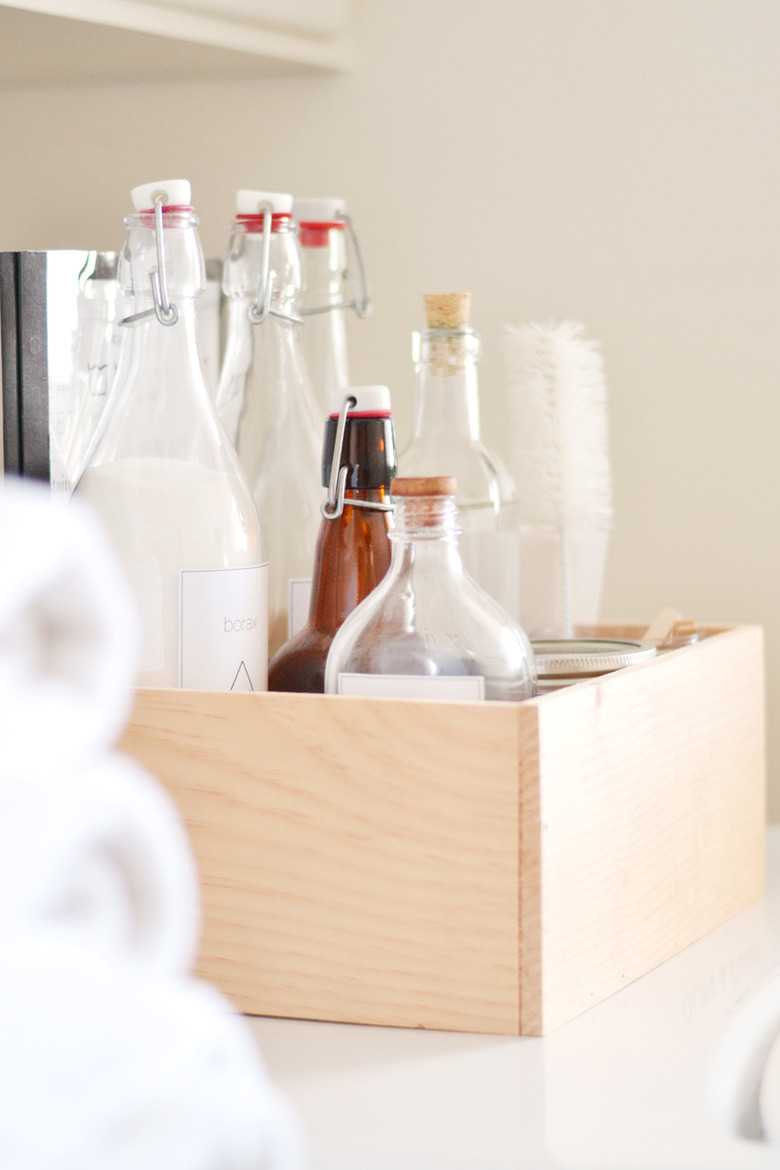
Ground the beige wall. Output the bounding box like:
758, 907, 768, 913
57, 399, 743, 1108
2, 0, 779, 811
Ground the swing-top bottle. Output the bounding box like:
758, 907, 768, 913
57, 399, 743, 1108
75, 180, 268, 691
269, 385, 395, 693
398, 293, 520, 619
293, 197, 371, 414
216, 190, 323, 657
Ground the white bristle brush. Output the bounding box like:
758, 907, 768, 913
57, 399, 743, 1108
504, 321, 612, 637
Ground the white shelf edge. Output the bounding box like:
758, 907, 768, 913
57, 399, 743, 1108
0, 0, 353, 71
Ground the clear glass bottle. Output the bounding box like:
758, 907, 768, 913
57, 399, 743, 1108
269, 385, 396, 694
294, 197, 371, 414
398, 293, 521, 620
324, 476, 536, 702
75, 180, 268, 692
216, 190, 323, 658
65, 252, 122, 494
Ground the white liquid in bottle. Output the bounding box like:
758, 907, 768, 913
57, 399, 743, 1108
78, 457, 267, 689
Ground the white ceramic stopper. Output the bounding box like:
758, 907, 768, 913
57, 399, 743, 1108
329, 386, 391, 416
294, 197, 346, 223
236, 190, 293, 215
131, 180, 191, 211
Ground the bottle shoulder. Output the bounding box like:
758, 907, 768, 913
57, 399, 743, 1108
87, 309, 242, 470
330, 549, 531, 649
76, 454, 264, 560
237, 321, 323, 432
268, 626, 333, 693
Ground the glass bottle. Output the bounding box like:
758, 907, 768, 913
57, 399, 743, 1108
324, 476, 536, 702
269, 385, 396, 693
216, 190, 323, 658
293, 197, 371, 414
75, 180, 268, 692
398, 293, 521, 620
65, 252, 122, 495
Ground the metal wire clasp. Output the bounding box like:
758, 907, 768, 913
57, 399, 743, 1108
120, 195, 179, 327
300, 213, 372, 320
321, 394, 394, 521
247, 202, 303, 327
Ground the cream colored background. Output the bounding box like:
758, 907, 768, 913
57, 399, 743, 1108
1, 0, 778, 812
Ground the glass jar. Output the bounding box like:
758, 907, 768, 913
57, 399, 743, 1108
324, 476, 536, 702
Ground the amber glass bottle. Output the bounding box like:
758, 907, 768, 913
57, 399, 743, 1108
268, 385, 396, 693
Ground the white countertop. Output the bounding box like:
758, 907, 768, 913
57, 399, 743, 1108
248, 826, 780, 1170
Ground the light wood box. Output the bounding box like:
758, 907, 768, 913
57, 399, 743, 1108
119, 624, 766, 1036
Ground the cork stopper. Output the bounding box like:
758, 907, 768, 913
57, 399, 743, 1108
418, 293, 477, 375
391, 476, 459, 530
423, 293, 470, 329
391, 476, 457, 497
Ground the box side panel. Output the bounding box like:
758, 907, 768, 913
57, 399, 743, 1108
536, 625, 765, 1034
121, 691, 522, 1034
517, 702, 542, 1035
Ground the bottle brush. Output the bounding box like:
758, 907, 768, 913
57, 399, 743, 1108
504, 320, 612, 638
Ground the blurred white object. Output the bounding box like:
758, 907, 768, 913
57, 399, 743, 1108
0, 477, 139, 773
0, 936, 305, 1170
504, 320, 612, 637
707, 964, 780, 1143
0, 477, 307, 1170
0, 754, 199, 976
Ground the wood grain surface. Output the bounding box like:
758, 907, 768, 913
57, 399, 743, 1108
120, 626, 766, 1036
122, 691, 523, 1033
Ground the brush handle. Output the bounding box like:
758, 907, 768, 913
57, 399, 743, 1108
559, 529, 573, 638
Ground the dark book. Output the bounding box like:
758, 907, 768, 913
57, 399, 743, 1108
1, 250, 55, 485
0, 251, 21, 476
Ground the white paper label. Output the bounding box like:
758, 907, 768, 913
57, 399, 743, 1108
288, 578, 312, 639
180, 563, 268, 691
337, 673, 485, 701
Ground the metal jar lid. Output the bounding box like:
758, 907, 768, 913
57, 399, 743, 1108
531, 639, 657, 679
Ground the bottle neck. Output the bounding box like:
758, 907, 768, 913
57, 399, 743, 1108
322, 415, 397, 490
120, 208, 205, 306
79, 207, 234, 476
410, 329, 482, 442
299, 226, 348, 305
222, 219, 302, 313
309, 485, 392, 631
232, 307, 320, 485
389, 493, 464, 575
309, 414, 396, 632
82, 293, 235, 476
119, 298, 208, 399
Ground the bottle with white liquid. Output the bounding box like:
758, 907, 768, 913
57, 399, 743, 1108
75, 180, 268, 691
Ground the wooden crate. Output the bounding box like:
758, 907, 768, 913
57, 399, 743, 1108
119, 624, 766, 1036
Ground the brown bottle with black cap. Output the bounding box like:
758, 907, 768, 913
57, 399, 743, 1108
268, 385, 396, 693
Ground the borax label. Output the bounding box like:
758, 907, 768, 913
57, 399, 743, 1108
180, 564, 269, 691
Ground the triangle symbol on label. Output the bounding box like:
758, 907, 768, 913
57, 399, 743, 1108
230, 661, 254, 692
